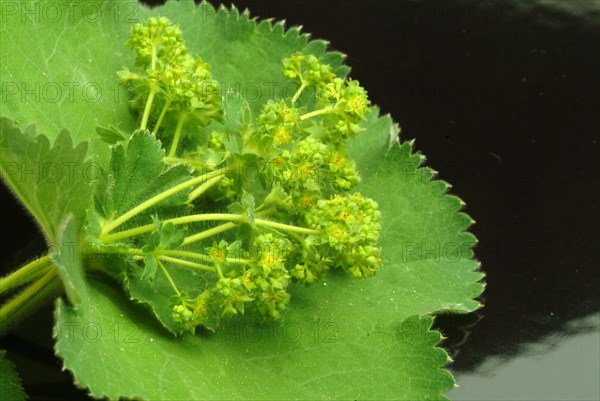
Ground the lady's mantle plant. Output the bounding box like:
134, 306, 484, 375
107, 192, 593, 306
82, 16, 383, 334
0, 1, 484, 400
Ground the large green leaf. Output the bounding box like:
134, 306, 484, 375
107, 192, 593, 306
56, 275, 455, 400
350, 112, 483, 315
0, 118, 92, 243
0, 1, 136, 164
1, 0, 484, 399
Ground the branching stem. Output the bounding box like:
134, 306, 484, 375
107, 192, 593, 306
254, 218, 320, 235
101, 169, 225, 236
102, 213, 320, 243
101, 212, 238, 243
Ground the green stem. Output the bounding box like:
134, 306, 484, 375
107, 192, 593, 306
291, 81, 307, 103
159, 250, 248, 265
140, 88, 158, 131
158, 256, 215, 273
101, 212, 241, 243
160, 249, 212, 263
300, 107, 333, 121
226, 258, 251, 265
180, 217, 319, 243
168, 114, 186, 157
187, 175, 224, 203
182, 222, 237, 246
156, 259, 181, 296
215, 264, 224, 279
0, 255, 52, 296
101, 169, 225, 236
254, 218, 321, 235
88, 245, 247, 271
287, 231, 308, 247
91, 246, 144, 257
151, 45, 157, 70
103, 212, 319, 244
152, 98, 172, 135
0, 269, 62, 336
164, 157, 213, 169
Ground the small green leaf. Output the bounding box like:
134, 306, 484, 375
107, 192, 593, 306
89, 130, 192, 239
96, 125, 127, 144
185, 146, 225, 166
141, 255, 158, 284
109, 131, 167, 216
126, 259, 213, 334
140, 222, 187, 285
159, 223, 187, 250
0, 350, 26, 401
227, 190, 254, 214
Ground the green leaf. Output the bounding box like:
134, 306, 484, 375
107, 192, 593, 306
0, 350, 27, 401
0, 117, 92, 243
350, 109, 484, 315
140, 255, 158, 284
56, 275, 454, 400
228, 190, 256, 225
96, 125, 127, 145
0, 1, 139, 165
110, 131, 174, 216
146, 222, 187, 252
52, 213, 89, 307
140, 221, 187, 286
126, 258, 214, 335
90, 130, 191, 234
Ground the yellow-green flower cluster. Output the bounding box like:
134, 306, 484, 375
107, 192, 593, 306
282, 52, 336, 93
119, 17, 222, 134
171, 290, 211, 334
268, 137, 360, 212
257, 100, 301, 147
282, 51, 371, 139
194, 235, 292, 320
301, 193, 382, 279
111, 22, 384, 334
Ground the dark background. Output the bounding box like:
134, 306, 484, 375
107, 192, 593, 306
1, 1, 598, 399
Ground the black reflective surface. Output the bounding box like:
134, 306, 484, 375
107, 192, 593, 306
1, 1, 598, 400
